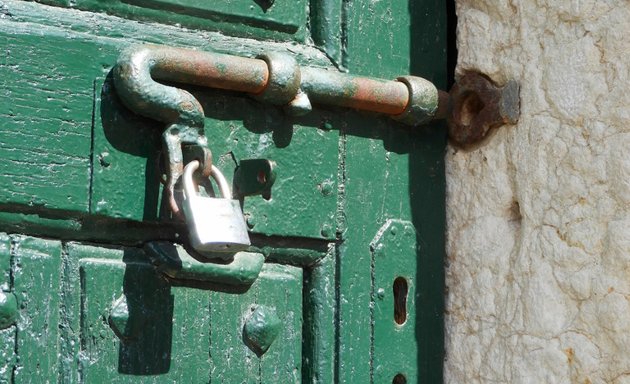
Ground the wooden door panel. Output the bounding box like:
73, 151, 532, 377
76, 244, 304, 383
209, 264, 302, 383
77, 247, 210, 382
0, 1, 337, 241
0, 235, 14, 383
0, 237, 305, 382
0, 0, 448, 381
1, 33, 97, 212
12, 236, 63, 383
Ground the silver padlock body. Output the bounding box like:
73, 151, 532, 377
183, 195, 251, 253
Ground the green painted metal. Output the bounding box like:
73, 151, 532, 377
371, 220, 419, 383
243, 305, 282, 355
113, 45, 440, 131
0, 0, 447, 381
144, 241, 265, 286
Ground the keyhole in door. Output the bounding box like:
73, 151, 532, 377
393, 277, 408, 325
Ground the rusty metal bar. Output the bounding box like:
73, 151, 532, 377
114, 44, 442, 130
300, 67, 410, 115
151, 48, 269, 94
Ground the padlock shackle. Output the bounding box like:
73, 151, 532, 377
210, 165, 232, 199
183, 160, 233, 200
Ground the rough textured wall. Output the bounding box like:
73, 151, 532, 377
444, 1, 630, 383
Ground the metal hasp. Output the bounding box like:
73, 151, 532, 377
447, 72, 520, 148
113, 45, 443, 130
113, 47, 521, 202
112, 45, 445, 216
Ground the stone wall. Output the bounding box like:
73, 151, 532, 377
445, 1, 630, 383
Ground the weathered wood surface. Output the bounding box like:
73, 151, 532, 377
0, 236, 307, 382
34, 0, 309, 42
336, 0, 447, 382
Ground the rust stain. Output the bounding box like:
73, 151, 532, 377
348, 77, 408, 114
564, 347, 574, 364
153, 49, 269, 94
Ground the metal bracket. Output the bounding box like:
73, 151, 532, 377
233, 159, 277, 200
144, 241, 264, 287
112, 46, 443, 198
447, 72, 520, 148
112, 44, 446, 216
369, 219, 419, 382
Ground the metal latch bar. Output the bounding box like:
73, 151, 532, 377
113, 45, 520, 214
114, 45, 444, 132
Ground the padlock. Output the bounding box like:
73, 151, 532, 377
182, 160, 251, 254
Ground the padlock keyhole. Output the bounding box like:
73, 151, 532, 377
257, 170, 267, 184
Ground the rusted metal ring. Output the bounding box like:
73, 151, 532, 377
391, 76, 439, 126
182, 145, 213, 179
254, 52, 301, 105
447, 72, 520, 148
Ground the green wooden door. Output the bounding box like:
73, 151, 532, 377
0, 0, 447, 382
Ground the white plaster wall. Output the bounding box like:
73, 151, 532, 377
444, 1, 630, 383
